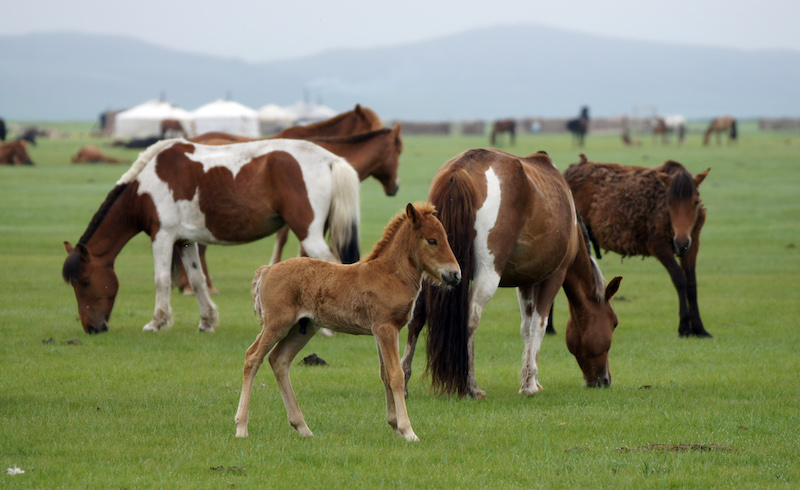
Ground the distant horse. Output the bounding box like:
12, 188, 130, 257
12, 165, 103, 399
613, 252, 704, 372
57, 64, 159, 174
400, 149, 622, 398
566, 106, 590, 146
703, 116, 737, 145
160, 118, 186, 139
113, 137, 162, 149
0, 140, 34, 165
62, 138, 361, 334
565, 154, 711, 337
490, 119, 516, 146
16, 127, 39, 146
622, 128, 641, 146
0, 118, 6, 141
71, 145, 124, 164
236, 202, 461, 442
652, 115, 687, 145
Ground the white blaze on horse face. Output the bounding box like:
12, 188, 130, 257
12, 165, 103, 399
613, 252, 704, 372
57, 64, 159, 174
474, 167, 503, 283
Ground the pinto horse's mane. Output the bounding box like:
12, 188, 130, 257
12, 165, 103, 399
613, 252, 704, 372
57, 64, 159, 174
365, 202, 436, 261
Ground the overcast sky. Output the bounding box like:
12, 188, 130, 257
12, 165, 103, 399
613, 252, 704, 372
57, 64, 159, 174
2, 0, 799, 63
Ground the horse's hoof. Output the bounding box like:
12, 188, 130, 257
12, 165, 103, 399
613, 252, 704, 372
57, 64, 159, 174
469, 389, 487, 400
143, 324, 160, 332
519, 383, 543, 396
198, 325, 215, 333
235, 426, 248, 438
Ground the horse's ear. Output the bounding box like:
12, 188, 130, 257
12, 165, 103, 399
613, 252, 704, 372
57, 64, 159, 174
64, 241, 74, 254
579, 153, 588, 163
392, 122, 402, 136
406, 202, 420, 226
656, 172, 672, 188
694, 168, 710, 188
605, 276, 622, 302
75, 243, 91, 263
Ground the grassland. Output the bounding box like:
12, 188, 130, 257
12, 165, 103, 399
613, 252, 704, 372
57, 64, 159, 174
1, 121, 798, 488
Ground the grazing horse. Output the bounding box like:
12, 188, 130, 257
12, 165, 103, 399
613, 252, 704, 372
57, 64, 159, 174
0, 140, 34, 165
236, 202, 461, 442
62, 138, 361, 334
401, 149, 622, 398
566, 106, 590, 146
652, 115, 687, 145
565, 154, 711, 337
490, 119, 516, 146
703, 116, 737, 145
71, 145, 124, 164
160, 118, 186, 138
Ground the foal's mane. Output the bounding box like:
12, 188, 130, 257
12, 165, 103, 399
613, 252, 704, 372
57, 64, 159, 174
365, 202, 436, 261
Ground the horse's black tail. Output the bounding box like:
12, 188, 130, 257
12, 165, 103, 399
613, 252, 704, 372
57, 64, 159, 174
730, 119, 738, 140
425, 169, 476, 396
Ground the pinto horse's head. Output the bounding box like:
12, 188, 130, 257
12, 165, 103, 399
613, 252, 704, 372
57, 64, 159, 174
566, 275, 622, 388
62, 242, 118, 333
658, 166, 709, 256
406, 202, 461, 287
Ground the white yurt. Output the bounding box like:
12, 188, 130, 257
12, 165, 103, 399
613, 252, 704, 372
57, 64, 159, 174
258, 104, 298, 134
284, 101, 338, 125
112, 100, 193, 139
191, 99, 260, 138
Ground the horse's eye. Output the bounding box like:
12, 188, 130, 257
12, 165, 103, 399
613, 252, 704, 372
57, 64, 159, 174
613, 321, 619, 330
427, 238, 437, 246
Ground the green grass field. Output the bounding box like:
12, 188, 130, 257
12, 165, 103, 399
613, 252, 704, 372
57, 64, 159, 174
1, 122, 798, 488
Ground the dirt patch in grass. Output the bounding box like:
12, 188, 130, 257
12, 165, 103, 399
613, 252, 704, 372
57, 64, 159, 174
618, 444, 735, 452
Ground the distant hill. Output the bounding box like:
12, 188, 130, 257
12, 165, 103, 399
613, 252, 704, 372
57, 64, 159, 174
2, 26, 799, 121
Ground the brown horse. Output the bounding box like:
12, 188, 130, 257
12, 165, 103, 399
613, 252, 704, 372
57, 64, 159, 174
277, 104, 382, 139
703, 116, 737, 145
565, 154, 710, 337
0, 140, 34, 165
71, 145, 124, 164
160, 118, 186, 138
401, 149, 622, 398
490, 119, 516, 145
236, 203, 461, 442
62, 138, 361, 334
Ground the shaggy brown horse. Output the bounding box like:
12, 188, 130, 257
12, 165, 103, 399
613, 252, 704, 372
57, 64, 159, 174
62, 138, 361, 334
71, 145, 124, 164
236, 203, 461, 442
565, 154, 711, 337
400, 149, 622, 398
703, 116, 737, 145
0, 140, 33, 165
490, 119, 516, 145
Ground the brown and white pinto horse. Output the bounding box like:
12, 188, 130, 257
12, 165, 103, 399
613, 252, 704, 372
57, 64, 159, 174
0, 140, 34, 165
565, 154, 710, 337
703, 116, 737, 145
401, 149, 622, 398
236, 203, 461, 442
62, 138, 361, 334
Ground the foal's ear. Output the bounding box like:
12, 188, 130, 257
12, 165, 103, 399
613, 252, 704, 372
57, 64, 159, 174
406, 202, 420, 226
656, 172, 672, 188
605, 276, 622, 302
694, 168, 710, 187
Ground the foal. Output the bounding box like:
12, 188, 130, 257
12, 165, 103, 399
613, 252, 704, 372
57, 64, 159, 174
235, 203, 461, 442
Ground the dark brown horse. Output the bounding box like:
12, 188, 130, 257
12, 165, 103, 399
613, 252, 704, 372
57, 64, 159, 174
490, 119, 516, 145
703, 116, 737, 145
565, 154, 710, 337
401, 149, 622, 398
0, 140, 34, 165
566, 106, 590, 146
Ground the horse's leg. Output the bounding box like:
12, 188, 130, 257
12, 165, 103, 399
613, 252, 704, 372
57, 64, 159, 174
179, 244, 216, 295
545, 304, 556, 335
466, 271, 502, 399
374, 323, 419, 442
269, 226, 290, 266
519, 274, 564, 395
143, 234, 175, 332
680, 241, 711, 337
268, 323, 319, 438
177, 243, 219, 332
401, 292, 427, 397
653, 248, 692, 337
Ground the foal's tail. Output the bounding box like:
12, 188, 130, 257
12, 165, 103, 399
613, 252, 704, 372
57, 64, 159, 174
328, 158, 361, 264
425, 169, 476, 396
251, 265, 270, 326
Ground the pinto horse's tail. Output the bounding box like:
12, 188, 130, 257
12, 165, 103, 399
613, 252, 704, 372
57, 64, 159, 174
328, 158, 361, 264
424, 168, 477, 396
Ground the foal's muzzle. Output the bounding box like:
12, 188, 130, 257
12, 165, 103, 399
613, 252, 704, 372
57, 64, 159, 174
442, 269, 461, 287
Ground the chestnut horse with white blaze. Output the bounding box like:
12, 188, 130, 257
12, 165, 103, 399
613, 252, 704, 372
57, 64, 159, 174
401, 149, 622, 398
565, 154, 711, 337
236, 203, 461, 442
62, 138, 361, 334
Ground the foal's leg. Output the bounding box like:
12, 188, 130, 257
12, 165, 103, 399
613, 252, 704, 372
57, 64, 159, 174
178, 243, 219, 332
401, 292, 427, 397
144, 234, 175, 332
268, 323, 319, 438
374, 323, 419, 442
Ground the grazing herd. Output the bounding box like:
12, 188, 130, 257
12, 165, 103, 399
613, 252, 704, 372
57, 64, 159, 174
56, 106, 716, 441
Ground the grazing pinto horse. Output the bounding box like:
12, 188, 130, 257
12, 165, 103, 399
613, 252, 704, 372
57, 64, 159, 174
565, 154, 711, 337
0, 140, 34, 165
62, 138, 361, 334
703, 116, 737, 145
652, 115, 687, 145
401, 149, 622, 398
71, 145, 124, 164
566, 106, 590, 146
236, 203, 461, 442
490, 119, 516, 146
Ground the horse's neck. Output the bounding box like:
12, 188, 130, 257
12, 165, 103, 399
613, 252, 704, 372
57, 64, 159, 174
367, 227, 422, 291
562, 240, 601, 316
322, 136, 384, 180
86, 189, 144, 260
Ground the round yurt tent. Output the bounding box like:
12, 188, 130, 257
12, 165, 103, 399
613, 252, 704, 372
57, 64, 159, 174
191, 99, 260, 138
284, 101, 338, 125
112, 100, 193, 139
258, 104, 297, 134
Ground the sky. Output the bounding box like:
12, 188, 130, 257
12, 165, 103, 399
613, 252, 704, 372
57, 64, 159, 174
2, 0, 800, 63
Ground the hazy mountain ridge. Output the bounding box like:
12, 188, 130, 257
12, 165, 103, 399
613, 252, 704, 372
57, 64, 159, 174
2, 25, 799, 121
